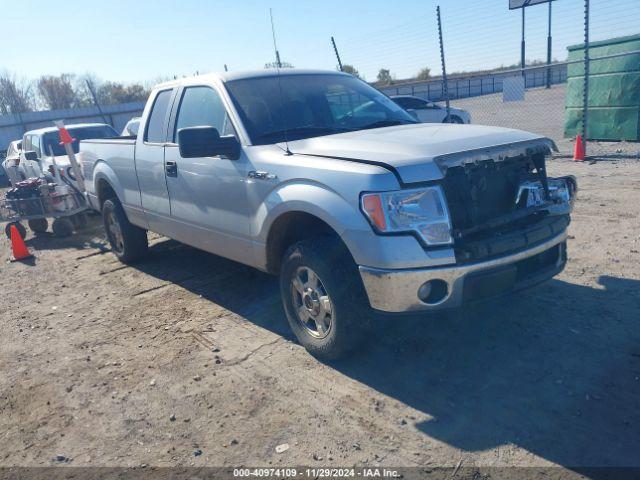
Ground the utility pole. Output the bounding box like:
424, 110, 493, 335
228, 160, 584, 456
582, 0, 590, 155
331, 36, 344, 72
437, 6, 451, 121
521, 7, 526, 77
546, 1, 553, 88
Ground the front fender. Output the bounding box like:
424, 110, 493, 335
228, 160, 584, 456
252, 181, 442, 270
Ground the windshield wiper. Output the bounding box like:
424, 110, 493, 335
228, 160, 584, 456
359, 119, 417, 131
257, 126, 350, 140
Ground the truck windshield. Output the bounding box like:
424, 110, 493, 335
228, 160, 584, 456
225, 74, 418, 145
42, 125, 118, 156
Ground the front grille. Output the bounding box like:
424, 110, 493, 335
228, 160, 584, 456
441, 155, 539, 232
440, 153, 564, 263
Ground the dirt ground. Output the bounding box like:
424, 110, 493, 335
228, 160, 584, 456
1, 156, 639, 476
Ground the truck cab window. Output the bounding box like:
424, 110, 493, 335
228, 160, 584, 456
174, 86, 233, 142
145, 89, 173, 143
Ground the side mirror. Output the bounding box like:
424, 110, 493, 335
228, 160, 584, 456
23, 151, 38, 161
177, 126, 240, 160
406, 109, 420, 121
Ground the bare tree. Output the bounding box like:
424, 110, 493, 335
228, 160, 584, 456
341, 64, 361, 79
0, 71, 35, 114
264, 61, 294, 69
37, 74, 79, 110
415, 67, 431, 81
376, 68, 393, 85
97, 81, 149, 105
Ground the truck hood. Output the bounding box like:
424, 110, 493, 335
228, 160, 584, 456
288, 123, 555, 184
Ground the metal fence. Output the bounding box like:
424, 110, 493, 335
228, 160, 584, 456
379, 63, 567, 103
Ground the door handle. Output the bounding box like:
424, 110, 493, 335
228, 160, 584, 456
165, 161, 178, 177
247, 170, 276, 180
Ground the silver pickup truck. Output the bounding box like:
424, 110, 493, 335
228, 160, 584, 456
81, 69, 575, 359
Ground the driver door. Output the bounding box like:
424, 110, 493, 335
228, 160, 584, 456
163, 85, 251, 264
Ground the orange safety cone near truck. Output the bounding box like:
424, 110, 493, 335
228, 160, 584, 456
573, 134, 585, 162
58, 125, 75, 145
9, 225, 33, 261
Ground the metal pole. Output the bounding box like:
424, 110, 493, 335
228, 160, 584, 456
521, 7, 526, 77
582, 0, 590, 154
85, 79, 110, 127
224, 64, 228, 72
437, 6, 451, 121
546, 1, 553, 88
331, 36, 344, 72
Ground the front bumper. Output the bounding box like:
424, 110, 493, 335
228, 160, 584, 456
359, 231, 567, 313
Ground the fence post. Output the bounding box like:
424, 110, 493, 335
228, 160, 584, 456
331, 36, 343, 72
582, 0, 590, 155
546, 0, 553, 88
436, 6, 450, 120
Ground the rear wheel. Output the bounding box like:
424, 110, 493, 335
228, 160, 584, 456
102, 198, 148, 263
28, 218, 49, 234
52, 218, 74, 237
446, 115, 464, 124
279, 237, 369, 360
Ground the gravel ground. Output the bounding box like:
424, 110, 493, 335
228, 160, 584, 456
0, 157, 639, 476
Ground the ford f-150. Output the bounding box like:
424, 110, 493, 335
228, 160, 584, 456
80, 69, 575, 359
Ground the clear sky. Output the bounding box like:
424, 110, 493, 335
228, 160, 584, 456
3, 0, 639, 84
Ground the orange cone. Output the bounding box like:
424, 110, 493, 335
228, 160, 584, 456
58, 127, 75, 145
9, 225, 33, 261
573, 134, 585, 162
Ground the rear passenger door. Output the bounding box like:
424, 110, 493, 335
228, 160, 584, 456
163, 85, 251, 264
135, 88, 175, 233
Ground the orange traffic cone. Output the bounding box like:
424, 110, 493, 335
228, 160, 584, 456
9, 225, 33, 262
58, 126, 75, 145
573, 134, 585, 162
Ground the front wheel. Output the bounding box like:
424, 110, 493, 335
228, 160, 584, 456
279, 237, 369, 360
102, 198, 148, 263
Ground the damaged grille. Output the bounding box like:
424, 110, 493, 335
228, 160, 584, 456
440, 153, 568, 263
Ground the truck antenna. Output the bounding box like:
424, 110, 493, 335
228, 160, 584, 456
270, 8, 291, 155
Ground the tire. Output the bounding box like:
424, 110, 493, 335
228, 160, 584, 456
28, 218, 49, 234
447, 115, 464, 124
279, 237, 369, 360
102, 198, 148, 263
52, 218, 74, 237
71, 212, 88, 229
5, 222, 26, 240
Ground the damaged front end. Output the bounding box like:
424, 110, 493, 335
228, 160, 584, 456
435, 139, 577, 264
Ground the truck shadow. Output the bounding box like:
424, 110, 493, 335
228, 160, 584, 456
134, 239, 640, 472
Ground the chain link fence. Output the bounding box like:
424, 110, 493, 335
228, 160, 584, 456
339, 0, 640, 161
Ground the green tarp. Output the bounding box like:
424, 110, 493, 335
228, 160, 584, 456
565, 33, 640, 141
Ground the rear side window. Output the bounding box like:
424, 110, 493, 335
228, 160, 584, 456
145, 89, 173, 143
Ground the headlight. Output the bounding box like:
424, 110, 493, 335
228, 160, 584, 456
516, 177, 576, 208
361, 186, 452, 246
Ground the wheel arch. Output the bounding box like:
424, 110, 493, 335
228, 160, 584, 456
265, 210, 350, 274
